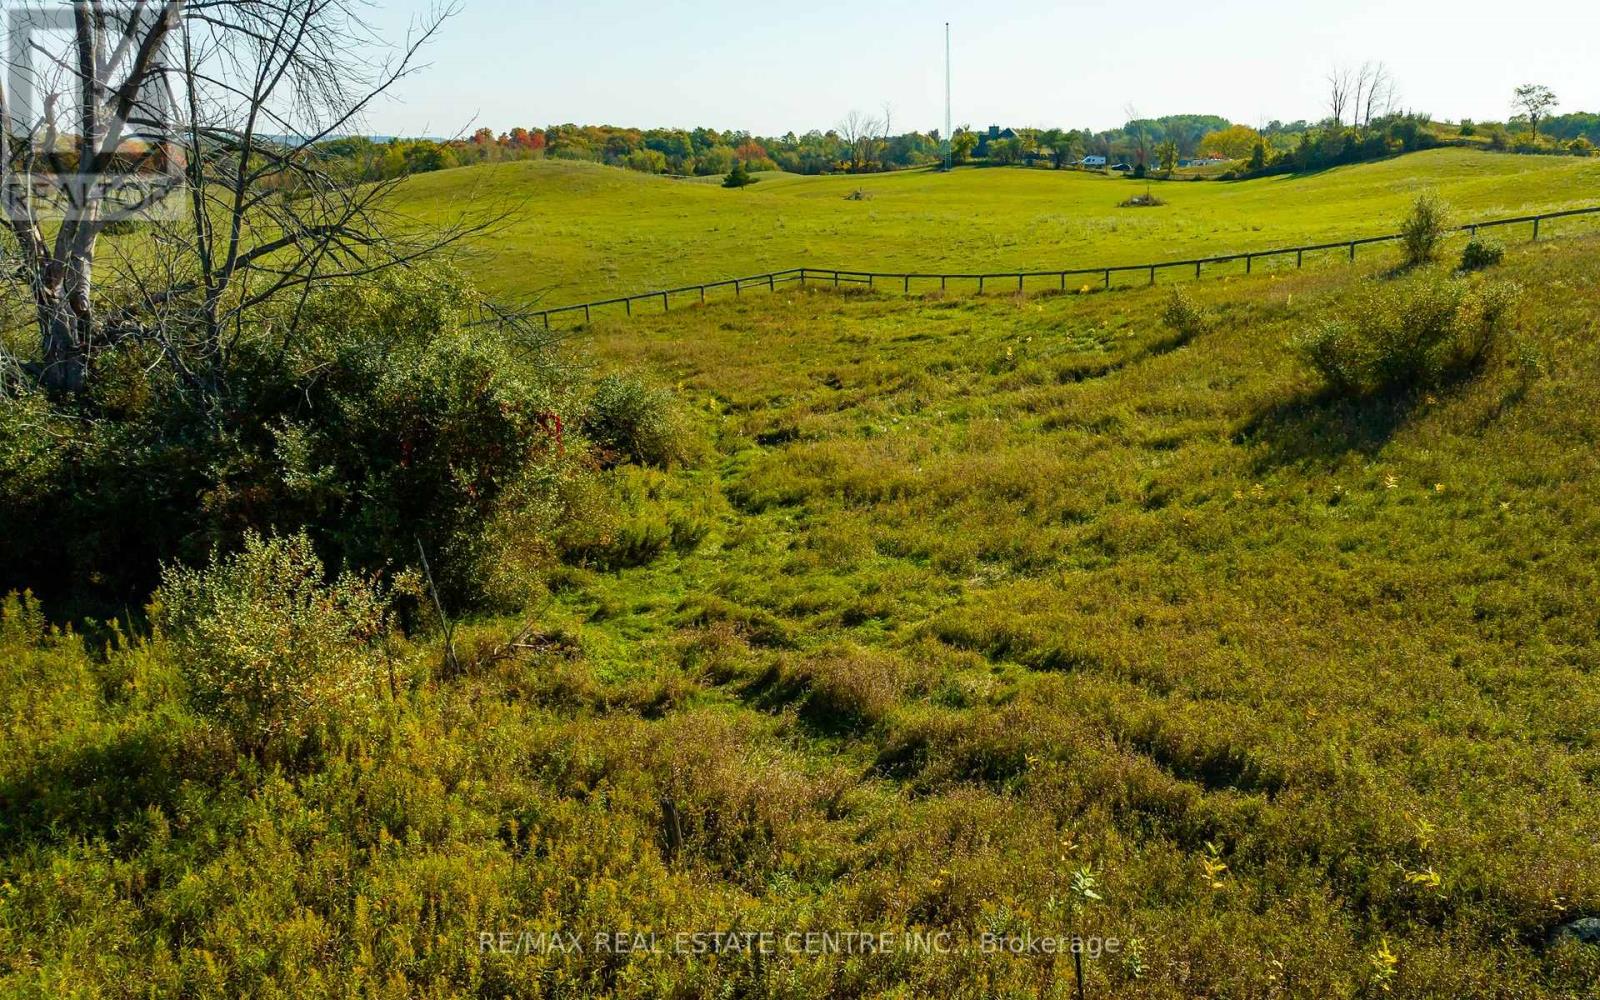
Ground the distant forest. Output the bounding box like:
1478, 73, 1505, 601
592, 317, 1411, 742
317, 115, 1235, 179
321, 109, 1597, 181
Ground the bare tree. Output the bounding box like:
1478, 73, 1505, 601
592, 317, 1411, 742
837, 109, 883, 173
1354, 62, 1398, 127
878, 102, 893, 171
1326, 66, 1354, 126
1125, 103, 1149, 170
1, 0, 488, 395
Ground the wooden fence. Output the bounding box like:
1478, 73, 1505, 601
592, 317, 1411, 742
528, 205, 1600, 328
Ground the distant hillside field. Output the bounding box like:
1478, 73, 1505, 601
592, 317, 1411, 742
390, 149, 1600, 301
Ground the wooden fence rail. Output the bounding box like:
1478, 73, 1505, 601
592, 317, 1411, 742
529, 205, 1600, 328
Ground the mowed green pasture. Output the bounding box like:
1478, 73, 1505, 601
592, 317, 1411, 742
391, 148, 1600, 301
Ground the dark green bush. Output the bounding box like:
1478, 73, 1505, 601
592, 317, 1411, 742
0, 266, 578, 613
1291, 271, 1520, 396
581, 373, 689, 468
1459, 237, 1505, 272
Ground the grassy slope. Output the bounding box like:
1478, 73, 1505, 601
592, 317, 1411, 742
9, 236, 1597, 997
392, 149, 1600, 301
550, 237, 1600, 996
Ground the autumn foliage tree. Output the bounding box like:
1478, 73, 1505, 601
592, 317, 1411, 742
1198, 124, 1262, 161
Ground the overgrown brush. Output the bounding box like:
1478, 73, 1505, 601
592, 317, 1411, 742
155, 531, 392, 759
0, 266, 579, 612
1119, 192, 1167, 208
581, 373, 691, 468
1160, 287, 1213, 345
1291, 270, 1520, 396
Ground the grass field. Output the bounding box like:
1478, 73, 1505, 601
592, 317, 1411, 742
531, 233, 1600, 997
393, 149, 1600, 302
10, 215, 1600, 995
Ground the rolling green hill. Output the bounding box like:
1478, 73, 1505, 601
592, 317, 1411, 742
391, 149, 1600, 301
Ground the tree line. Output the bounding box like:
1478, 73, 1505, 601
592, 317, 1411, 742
313, 114, 1245, 181
312, 76, 1592, 187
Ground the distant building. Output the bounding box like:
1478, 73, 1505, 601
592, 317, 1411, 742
977, 125, 1019, 157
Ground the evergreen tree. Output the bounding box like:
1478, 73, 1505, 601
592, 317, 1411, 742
722, 161, 758, 188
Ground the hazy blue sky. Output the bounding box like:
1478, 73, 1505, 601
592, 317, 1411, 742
363, 0, 1597, 137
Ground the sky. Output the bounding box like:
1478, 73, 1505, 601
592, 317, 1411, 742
362, 0, 1598, 138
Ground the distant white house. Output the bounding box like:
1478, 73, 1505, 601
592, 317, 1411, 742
1179, 156, 1232, 168
1080, 155, 1107, 168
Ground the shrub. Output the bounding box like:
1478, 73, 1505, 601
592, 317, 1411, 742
0, 265, 579, 613
1459, 237, 1505, 272
1400, 193, 1450, 268
775, 646, 919, 733
1119, 192, 1166, 208
1160, 288, 1213, 345
581, 373, 689, 468
155, 531, 389, 758
1290, 272, 1520, 396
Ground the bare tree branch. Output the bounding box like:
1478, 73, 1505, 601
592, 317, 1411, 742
0, 0, 483, 395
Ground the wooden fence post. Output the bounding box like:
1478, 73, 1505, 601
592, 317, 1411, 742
584, 304, 591, 323
662, 291, 669, 311
1245, 255, 1252, 275
978, 275, 985, 293
1195, 261, 1201, 279
625, 298, 631, 316
768, 274, 775, 290
1296, 250, 1303, 268
1017, 274, 1024, 292
904, 275, 910, 293
1148, 266, 1155, 286
1348, 242, 1356, 262
1103, 269, 1110, 289
1533, 218, 1540, 241
699, 285, 706, 303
